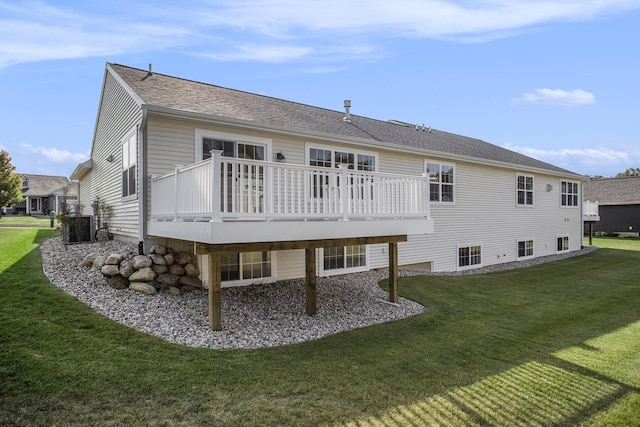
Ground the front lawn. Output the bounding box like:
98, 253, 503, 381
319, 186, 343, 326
0, 214, 53, 228
1, 228, 639, 426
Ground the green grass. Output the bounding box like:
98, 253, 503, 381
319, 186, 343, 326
585, 235, 640, 251
1, 229, 639, 426
0, 214, 53, 228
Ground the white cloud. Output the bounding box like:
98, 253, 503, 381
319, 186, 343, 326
515, 89, 596, 106
17, 143, 88, 164
503, 142, 638, 175
2, 0, 640, 68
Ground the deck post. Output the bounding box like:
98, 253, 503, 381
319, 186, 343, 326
305, 247, 317, 315
388, 241, 399, 303
210, 150, 223, 222
207, 252, 222, 330
339, 164, 350, 221
173, 165, 183, 221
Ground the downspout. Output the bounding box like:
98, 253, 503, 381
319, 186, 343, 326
137, 108, 148, 255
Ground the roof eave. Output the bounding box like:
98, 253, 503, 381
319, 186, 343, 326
71, 159, 93, 181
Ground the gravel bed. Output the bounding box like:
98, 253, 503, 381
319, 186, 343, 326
40, 237, 597, 349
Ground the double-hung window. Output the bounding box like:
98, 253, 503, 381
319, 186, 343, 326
517, 239, 534, 259
425, 161, 454, 203
557, 236, 570, 253
122, 131, 137, 199
458, 244, 482, 270
516, 174, 534, 206
308, 144, 377, 274
561, 181, 579, 207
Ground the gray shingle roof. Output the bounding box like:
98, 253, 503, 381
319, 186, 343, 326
583, 176, 640, 205
109, 63, 578, 176
20, 174, 76, 197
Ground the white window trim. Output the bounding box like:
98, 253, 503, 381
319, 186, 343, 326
556, 235, 570, 253
456, 243, 483, 272
319, 246, 369, 277
121, 128, 138, 201
424, 159, 456, 205
195, 129, 272, 162
200, 252, 277, 288
304, 142, 379, 170
560, 180, 580, 208
517, 238, 535, 260
516, 173, 535, 207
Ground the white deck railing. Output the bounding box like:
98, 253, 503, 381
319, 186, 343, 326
151, 150, 430, 222
583, 200, 600, 219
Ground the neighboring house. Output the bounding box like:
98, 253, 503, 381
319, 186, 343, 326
583, 176, 640, 235
3, 174, 77, 215
71, 63, 586, 328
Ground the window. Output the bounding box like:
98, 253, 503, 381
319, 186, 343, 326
516, 174, 534, 206
321, 245, 367, 274
458, 244, 482, 270
425, 161, 454, 203
122, 132, 137, 198
196, 130, 270, 162
308, 146, 376, 198
221, 252, 271, 282
517, 239, 534, 259
561, 181, 579, 207
557, 236, 569, 253
21, 176, 30, 189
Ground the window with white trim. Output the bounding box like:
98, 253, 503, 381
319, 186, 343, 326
557, 236, 569, 253
516, 174, 534, 206
320, 245, 368, 275
517, 239, 534, 259
221, 252, 272, 282
458, 244, 482, 270
122, 132, 137, 199
561, 181, 579, 207
425, 161, 454, 203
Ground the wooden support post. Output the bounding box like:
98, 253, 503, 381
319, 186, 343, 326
305, 247, 317, 315
207, 253, 222, 330
589, 222, 594, 246
388, 241, 399, 303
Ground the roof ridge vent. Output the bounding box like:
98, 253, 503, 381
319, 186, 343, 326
343, 99, 351, 123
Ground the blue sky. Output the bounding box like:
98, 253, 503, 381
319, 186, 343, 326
1, 0, 639, 178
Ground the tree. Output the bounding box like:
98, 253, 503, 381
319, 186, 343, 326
615, 167, 640, 178
0, 150, 23, 218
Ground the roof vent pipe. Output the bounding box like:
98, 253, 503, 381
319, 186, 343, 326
148, 63, 153, 75
343, 100, 351, 123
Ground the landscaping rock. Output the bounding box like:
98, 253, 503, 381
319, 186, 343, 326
149, 254, 166, 265
168, 264, 185, 276
129, 267, 156, 282
165, 286, 182, 296
81, 253, 98, 267
105, 253, 124, 265
157, 273, 180, 287
149, 245, 167, 255
184, 263, 200, 277
164, 253, 174, 266
119, 260, 134, 278
132, 255, 152, 269
179, 275, 203, 288
107, 275, 129, 290
129, 282, 157, 295
175, 252, 192, 265
92, 256, 106, 270
101, 264, 120, 276
152, 264, 168, 275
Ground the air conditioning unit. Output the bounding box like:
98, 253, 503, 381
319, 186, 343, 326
63, 215, 94, 244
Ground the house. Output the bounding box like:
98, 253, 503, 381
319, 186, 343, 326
583, 176, 640, 236
3, 174, 77, 215
71, 63, 586, 329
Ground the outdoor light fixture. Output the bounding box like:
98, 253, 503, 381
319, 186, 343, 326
276, 152, 286, 162
106, 154, 114, 162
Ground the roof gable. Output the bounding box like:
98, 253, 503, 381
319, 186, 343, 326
108, 63, 579, 176
18, 174, 72, 196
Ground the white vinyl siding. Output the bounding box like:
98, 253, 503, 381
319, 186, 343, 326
82, 69, 142, 240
